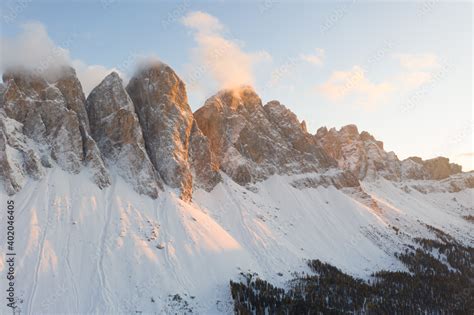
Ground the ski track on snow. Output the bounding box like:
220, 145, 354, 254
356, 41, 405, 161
27, 173, 51, 314
94, 182, 115, 312
65, 192, 80, 312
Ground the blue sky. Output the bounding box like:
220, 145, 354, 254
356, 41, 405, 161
1, 0, 472, 170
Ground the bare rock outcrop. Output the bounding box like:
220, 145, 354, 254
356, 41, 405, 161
126, 62, 217, 200
194, 87, 336, 186
401, 156, 462, 180
188, 120, 222, 191
1, 62, 469, 197
87, 72, 162, 198
315, 125, 465, 184
0, 68, 110, 192
0, 109, 44, 194
315, 125, 401, 181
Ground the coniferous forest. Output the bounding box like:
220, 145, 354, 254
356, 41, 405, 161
230, 234, 474, 314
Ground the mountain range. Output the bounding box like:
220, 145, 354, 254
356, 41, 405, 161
0, 61, 472, 313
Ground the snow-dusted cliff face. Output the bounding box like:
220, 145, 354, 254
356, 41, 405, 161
0, 68, 110, 194
87, 72, 162, 199
315, 124, 471, 187
126, 62, 220, 201
0, 63, 472, 314
194, 87, 338, 186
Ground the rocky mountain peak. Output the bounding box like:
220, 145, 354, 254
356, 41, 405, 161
339, 124, 360, 138
203, 85, 262, 114
0, 67, 110, 194
87, 72, 162, 198
401, 156, 462, 180
315, 124, 400, 180
300, 120, 307, 132
129, 61, 189, 110
87, 72, 133, 122
1, 62, 469, 199
195, 89, 336, 186
360, 131, 384, 150
126, 62, 196, 200
54, 66, 91, 132
263, 100, 305, 132
316, 124, 466, 183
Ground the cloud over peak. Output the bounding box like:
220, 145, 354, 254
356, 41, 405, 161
1, 22, 120, 95
181, 11, 271, 92
1, 22, 71, 80
181, 11, 224, 34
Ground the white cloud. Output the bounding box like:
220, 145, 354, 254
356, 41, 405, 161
317, 65, 394, 109
181, 11, 224, 34
317, 53, 442, 109
1, 22, 71, 80
391, 53, 441, 90
394, 71, 433, 90
392, 53, 440, 70
1, 22, 119, 96
72, 60, 122, 96
181, 11, 271, 91
300, 48, 325, 66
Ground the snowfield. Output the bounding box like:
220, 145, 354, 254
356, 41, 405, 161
0, 168, 472, 314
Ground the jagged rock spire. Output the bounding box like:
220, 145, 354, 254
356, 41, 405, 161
87, 72, 162, 198
315, 124, 463, 181
0, 62, 468, 197
126, 61, 219, 200
0, 68, 110, 194
126, 62, 193, 200
194, 87, 336, 185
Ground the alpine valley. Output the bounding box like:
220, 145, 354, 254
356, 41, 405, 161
0, 62, 472, 314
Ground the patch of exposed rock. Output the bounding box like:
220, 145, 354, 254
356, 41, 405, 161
315, 125, 401, 181
403, 171, 474, 194
194, 87, 336, 186
126, 62, 218, 200
0, 68, 110, 193
401, 156, 462, 180
87, 72, 162, 198
315, 125, 465, 184
1, 63, 469, 198
0, 109, 44, 194
289, 170, 359, 190
188, 120, 222, 191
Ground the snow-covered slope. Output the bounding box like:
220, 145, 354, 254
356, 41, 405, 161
1, 168, 472, 314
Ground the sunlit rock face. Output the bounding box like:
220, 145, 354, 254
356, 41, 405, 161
188, 120, 222, 192
315, 125, 401, 181
126, 62, 218, 200
0, 109, 44, 195
401, 156, 462, 180
194, 86, 336, 186
54, 67, 91, 133
0, 62, 469, 198
1, 68, 110, 192
87, 72, 162, 199
315, 125, 464, 183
